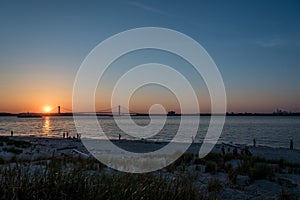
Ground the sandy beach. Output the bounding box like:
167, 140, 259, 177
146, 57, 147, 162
1, 136, 300, 163
1, 135, 300, 199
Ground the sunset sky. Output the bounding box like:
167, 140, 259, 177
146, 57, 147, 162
0, 0, 300, 113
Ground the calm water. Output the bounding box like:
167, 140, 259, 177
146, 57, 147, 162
0, 116, 299, 149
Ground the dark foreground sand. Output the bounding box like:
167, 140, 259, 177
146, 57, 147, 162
1, 136, 300, 199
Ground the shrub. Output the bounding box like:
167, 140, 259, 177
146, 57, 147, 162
205, 153, 222, 163
225, 162, 233, 173
278, 189, 298, 200
193, 158, 204, 165
236, 160, 253, 175
279, 158, 286, 170
207, 178, 222, 192
228, 170, 238, 184
166, 157, 183, 173
205, 161, 217, 174
182, 153, 194, 164
250, 164, 274, 181
223, 153, 235, 162
216, 159, 225, 172
277, 178, 298, 188
0, 157, 5, 164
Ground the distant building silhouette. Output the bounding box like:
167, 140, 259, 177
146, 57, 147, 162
273, 108, 290, 115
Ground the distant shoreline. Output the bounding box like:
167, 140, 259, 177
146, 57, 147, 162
1, 112, 300, 117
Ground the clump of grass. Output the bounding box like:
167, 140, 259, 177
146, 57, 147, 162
223, 153, 235, 162
228, 170, 238, 184
193, 157, 204, 165
106, 174, 200, 200
203, 153, 236, 173
216, 159, 225, 172
278, 158, 286, 170
249, 164, 274, 181
0, 155, 202, 200
3, 147, 23, 154
277, 178, 298, 188
205, 161, 217, 174
278, 189, 298, 200
181, 153, 194, 164
166, 153, 194, 173
166, 158, 182, 173
0, 137, 9, 143
205, 153, 222, 163
236, 160, 253, 175
225, 162, 233, 173
235, 159, 275, 181
207, 178, 222, 192
245, 156, 266, 163
9, 155, 18, 163
186, 169, 199, 181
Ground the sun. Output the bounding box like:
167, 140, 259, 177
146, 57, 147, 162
44, 106, 51, 113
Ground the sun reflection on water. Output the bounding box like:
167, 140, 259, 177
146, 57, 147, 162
42, 117, 51, 136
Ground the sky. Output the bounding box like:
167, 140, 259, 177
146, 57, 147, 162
0, 0, 300, 113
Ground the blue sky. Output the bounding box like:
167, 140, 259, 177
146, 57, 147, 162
0, 0, 299, 113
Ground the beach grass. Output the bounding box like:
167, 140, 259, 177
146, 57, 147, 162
0, 155, 202, 200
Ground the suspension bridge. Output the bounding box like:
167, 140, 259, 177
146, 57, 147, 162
45, 105, 141, 116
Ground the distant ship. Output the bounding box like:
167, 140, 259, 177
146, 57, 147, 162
167, 111, 181, 116
167, 111, 176, 116
17, 112, 42, 118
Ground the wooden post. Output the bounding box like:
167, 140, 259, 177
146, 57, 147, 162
290, 139, 294, 150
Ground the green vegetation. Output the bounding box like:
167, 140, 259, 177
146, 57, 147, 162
278, 189, 298, 200
1, 145, 300, 199
164, 151, 300, 182
166, 153, 194, 173
249, 163, 274, 181
0, 156, 202, 200
206, 178, 222, 192
205, 161, 217, 174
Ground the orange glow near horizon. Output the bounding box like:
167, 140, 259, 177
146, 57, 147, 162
43, 106, 52, 113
